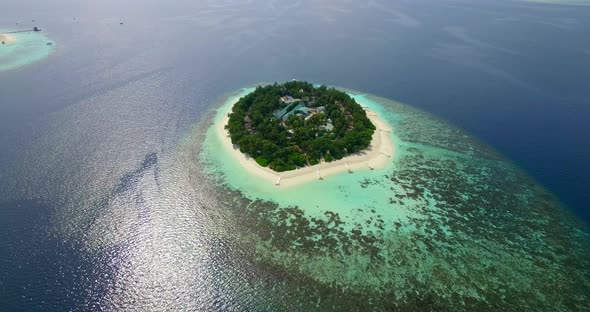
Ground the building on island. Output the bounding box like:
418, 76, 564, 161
322, 120, 334, 131
273, 97, 334, 133
276, 102, 313, 121
280, 95, 299, 105
273, 104, 295, 119
295, 106, 312, 116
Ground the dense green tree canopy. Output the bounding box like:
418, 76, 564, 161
226, 81, 376, 172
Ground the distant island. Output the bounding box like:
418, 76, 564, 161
0, 30, 55, 72
225, 82, 377, 172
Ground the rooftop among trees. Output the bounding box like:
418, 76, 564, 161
225, 81, 376, 172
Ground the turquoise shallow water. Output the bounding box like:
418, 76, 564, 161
194, 88, 589, 310
0, 31, 55, 72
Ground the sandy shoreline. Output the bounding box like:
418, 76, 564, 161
216, 98, 395, 187
0, 34, 16, 44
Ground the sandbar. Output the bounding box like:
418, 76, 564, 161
0, 34, 16, 44
216, 98, 395, 188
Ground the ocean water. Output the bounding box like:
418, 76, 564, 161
1, 0, 589, 310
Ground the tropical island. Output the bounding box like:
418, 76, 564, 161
225, 81, 377, 172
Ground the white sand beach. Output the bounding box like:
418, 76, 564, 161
216, 99, 395, 188
0, 34, 16, 44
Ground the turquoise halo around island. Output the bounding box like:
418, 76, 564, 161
193, 85, 589, 310
201, 87, 401, 224
0, 30, 55, 72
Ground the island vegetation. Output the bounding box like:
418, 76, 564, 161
225, 81, 376, 172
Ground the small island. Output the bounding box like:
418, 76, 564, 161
226, 81, 377, 172
0, 33, 16, 45
0, 30, 55, 72
214, 83, 395, 187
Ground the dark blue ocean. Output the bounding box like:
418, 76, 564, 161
1, 0, 589, 310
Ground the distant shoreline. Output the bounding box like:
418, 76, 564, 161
520, 0, 590, 5
216, 97, 395, 188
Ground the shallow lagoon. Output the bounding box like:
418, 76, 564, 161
195, 87, 590, 311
